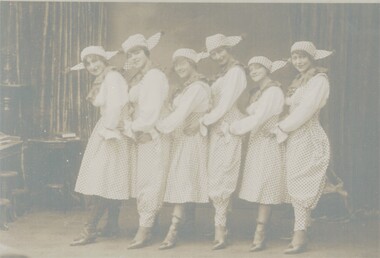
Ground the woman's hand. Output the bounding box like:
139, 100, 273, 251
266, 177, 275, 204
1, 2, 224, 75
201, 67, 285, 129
127, 103, 135, 117
136, 132, 152, 144
99, 128, 121, 140
183, 120, 200, 136
270, 125, 288, 143
215, 126, 225, 137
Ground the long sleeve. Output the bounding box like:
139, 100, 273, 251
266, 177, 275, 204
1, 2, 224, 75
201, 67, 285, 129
103, 71, 129, 130
156, 83, 207, 134
203, 66, 247, 126
230, 87, 284, 135
131, 69, 169, 133
278, 74, 329, 133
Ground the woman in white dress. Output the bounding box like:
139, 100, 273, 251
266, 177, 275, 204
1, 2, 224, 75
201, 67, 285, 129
121, 32, 171, 249
155, 48, 210, 250
70, 46, 131, 246
197, 34, 247, 250
271, 41, 333, 254
230, 56, 288, 252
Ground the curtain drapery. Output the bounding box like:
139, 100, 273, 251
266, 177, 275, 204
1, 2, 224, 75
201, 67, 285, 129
1, 2, 379, 210
287, 4, 380, 209
0, 2, 107, 139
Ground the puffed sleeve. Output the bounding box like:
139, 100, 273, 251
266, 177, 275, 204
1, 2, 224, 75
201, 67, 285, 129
131, 69, 169, 133
156, 83, 207, 134
103, 71, 129, 130
278, 74, 330, 133
230, 87, 284, 136
202, 66, 247, 126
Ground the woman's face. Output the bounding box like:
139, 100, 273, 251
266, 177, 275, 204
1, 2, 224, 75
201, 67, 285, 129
126, 47, 149, 71
249, 63, 269, 83
84, 55, 106, 76
210, 47, 231, 67
291, 51, 313, 73
174, 57, 196, 80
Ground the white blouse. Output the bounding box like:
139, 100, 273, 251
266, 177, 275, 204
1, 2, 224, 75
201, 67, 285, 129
230, 86, 284, 136
278, 73, 330, 133
129, 68, 169, 134
202, 66, 247, 126
92, 70, 129, 139
156, 81, 210, 134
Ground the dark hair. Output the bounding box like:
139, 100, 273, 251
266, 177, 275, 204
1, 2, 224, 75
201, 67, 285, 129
291, 50, 316, 65
83, 54, 108, 67
249, 63, 270, 74
126, 46, 150, 59
173, 57, 197, 70
211, 45, 231, 54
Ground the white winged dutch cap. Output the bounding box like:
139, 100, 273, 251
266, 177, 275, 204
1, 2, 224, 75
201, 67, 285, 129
122, 32, 162, 54
205, 34, 242, 53
248, 56, 287, 73
172, 48, 209, 63
70, 46, 118, 71
291, 41, 333, 60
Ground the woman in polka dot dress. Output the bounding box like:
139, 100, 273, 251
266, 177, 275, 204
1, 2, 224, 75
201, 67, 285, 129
198, 34, 247, 250
70, 46, 132, 246
121, 32, 171, 249
271, 41, 333, 254
230, 56, 289, 252
155, 48, 211, 250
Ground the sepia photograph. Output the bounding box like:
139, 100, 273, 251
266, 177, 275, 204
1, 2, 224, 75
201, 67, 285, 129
0, 1, 379, 257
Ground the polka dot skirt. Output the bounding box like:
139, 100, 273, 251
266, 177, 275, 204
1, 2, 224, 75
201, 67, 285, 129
285, 83, 330, 210
208, 106, 244, 205
239, 115, 290, 204
74, 118, 131, 200
134, 134, 171, 227
164, 112, 209, 204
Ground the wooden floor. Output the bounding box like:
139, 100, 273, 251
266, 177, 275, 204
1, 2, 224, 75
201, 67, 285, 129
0, 201, 379, 258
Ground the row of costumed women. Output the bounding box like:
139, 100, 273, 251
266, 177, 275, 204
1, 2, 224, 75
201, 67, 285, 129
69, 32, 332, 255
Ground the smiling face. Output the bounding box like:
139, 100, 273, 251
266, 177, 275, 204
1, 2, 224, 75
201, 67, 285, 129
126, 46, 150, 71
291, 50, 314, 74
209, 46, 232, 67
173, 57, 196, 80
83, 54, 107, 76
248, 63, 270, 83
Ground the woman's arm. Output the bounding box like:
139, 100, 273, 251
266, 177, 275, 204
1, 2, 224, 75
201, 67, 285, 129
156, 83, 207, 134
278, 74, 330, 133
202, 66, 247, 126
230, 87, 284, 136
99, 71, 129, 139
131, 69, 169, 133
103, 71, 128, 129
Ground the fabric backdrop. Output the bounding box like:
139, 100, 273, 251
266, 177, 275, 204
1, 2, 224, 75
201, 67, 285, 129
0, 2, 106, 139
0, 2, 378, 209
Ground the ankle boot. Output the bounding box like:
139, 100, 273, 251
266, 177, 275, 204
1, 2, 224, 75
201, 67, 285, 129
70, 223, 97, 246
250, 221, 267, 252
98, 200, 121, 237
70, 196, 107, 246
212, 225, 228, 250
159, 215, 182, 250
127, 226, 152, 249
284, 230, 308, 254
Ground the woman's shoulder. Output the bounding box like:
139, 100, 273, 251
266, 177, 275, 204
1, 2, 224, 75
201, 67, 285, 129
228, 63, 246, 75
266, 84, 284, 95
309, 71, 329, 86
257, 83, 284, 102
145, 67, 167, 79
187, 80, 210, 94
104, 68, 126, 82
309, 67, 329, 81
